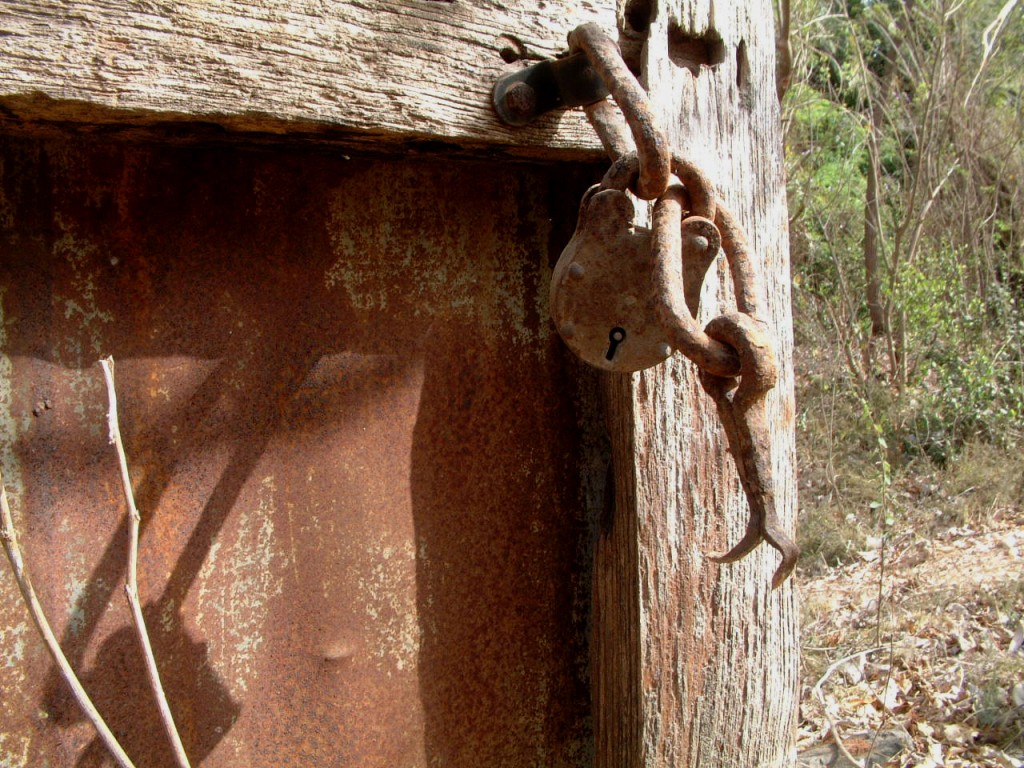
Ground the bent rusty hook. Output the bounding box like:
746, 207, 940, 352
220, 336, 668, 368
643, 164, 798, 588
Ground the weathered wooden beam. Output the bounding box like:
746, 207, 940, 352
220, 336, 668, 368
0, 0, 616, 158
596, 0, 800, 765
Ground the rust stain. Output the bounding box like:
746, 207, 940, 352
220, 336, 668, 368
0, 133, 600, 767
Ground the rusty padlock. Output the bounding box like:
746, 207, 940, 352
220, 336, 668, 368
553, 151, 798, 586
550, 151, 724, 374
550, 183, 674, 373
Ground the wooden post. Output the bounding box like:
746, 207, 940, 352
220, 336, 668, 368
595, 2, 799, 766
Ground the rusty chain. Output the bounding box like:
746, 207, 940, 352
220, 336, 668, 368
560, 23, 798, 587
653, 184, 798, 588
568, 23, 671, 200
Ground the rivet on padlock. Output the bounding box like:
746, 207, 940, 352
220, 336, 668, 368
681, 215, 721, 315
550, 185, 674, 373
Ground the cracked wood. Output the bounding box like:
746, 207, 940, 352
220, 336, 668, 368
0, 0, 613, 157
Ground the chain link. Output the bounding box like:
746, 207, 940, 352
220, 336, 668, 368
568, 23, 671, 200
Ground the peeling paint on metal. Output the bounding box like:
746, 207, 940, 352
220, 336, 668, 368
0, 287, 31, 768
322, 168, 555, 353
0, 622, 29, 668
52, 215, 111, 435
58, 516, 94, 639
356, 538, 420, 673
0, 286, 23, 504
194, 476, 285, 696
0, 731, 30, 768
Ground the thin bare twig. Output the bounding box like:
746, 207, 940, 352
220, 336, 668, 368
963, 0, 1020, 108
100, 357, 192, 768
812, 646, 888, 768
0, 469, 138, 768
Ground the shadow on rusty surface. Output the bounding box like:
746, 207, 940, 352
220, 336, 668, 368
0, 134, 602, 767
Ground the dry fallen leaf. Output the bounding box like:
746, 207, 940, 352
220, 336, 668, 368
940, 723, 977, 745
879, 676, 903, 711
923, 739, 944, 767
1009, 620, 1024, 655
1012, 682, 1024, 708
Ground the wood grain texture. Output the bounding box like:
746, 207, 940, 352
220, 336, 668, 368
0, 0, 615, 158
597, 0, 800, 765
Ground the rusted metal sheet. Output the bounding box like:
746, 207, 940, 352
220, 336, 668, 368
0, 134, 602, 767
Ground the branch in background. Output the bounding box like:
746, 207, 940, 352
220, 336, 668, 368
100, 357, 192, 768
0, 469, 138, 768
963, 0, 1020, 108
811, 646, 888, 768
775, 0, 793, 101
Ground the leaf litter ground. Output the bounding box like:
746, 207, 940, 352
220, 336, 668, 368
799, 516, 1024, 767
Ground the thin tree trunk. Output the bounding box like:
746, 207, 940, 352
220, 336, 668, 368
776, 0, 793, 102
865, 119, 889, 343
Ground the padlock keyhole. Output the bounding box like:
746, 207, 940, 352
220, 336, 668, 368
606, 327, 627, 361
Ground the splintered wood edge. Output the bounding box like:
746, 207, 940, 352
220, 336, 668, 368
0, 0, 617, 159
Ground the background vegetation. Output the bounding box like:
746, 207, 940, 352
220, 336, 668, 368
783, 0, 1024, 761
785, 0, 1023, 573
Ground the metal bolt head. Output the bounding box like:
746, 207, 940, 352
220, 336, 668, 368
504, 81, 538, 121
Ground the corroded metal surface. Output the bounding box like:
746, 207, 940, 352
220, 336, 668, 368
492, 52, 609, 126
568, 23, 670, 201
550, 142, 797, 587
0, 135, 599, 767
549, 185, 673, 373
